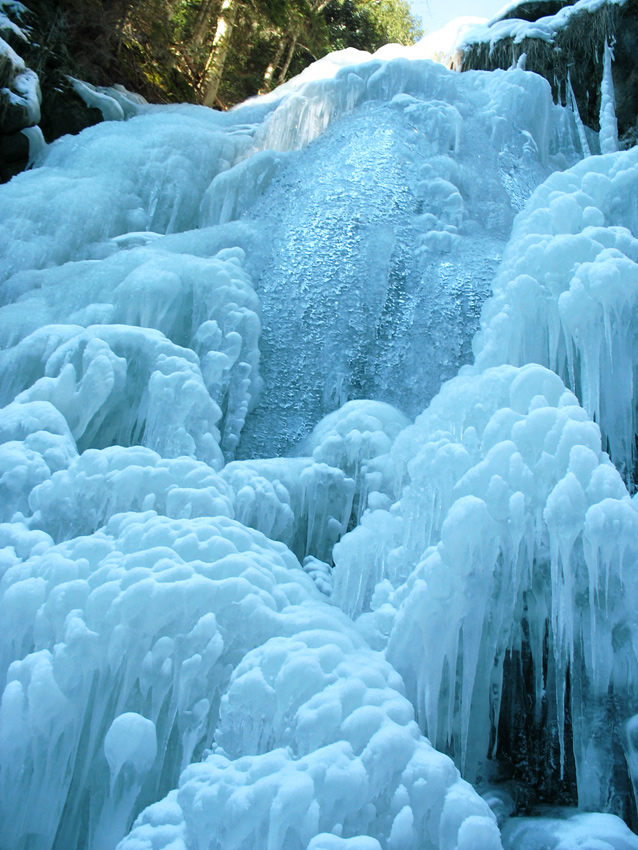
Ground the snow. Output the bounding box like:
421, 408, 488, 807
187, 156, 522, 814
0, 0, 28, 43
456, 0, 628, 52
0, 23, 637, 850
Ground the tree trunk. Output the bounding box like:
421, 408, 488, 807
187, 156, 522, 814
276, 32, 299, 86
200, 0, 238, 108
192, 0, 218, 48
259, 37, 286, 94
273, 0, 331, 87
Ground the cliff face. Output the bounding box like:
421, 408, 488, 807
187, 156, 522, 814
457, 0, 638, 148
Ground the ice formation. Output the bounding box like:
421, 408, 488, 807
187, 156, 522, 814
334, 364, 638, 811
599, 40, 619, 155
472, 144, 638, 484
1, 20, 638, 850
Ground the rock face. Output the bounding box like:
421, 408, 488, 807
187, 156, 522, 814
457, 0, 638, 148
1, 1, 39, 181
0, 1, 102, 183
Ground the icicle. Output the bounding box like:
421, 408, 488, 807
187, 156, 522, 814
599, 40, 619, 154
567, 73, 590, 158
21, 125, 47, 168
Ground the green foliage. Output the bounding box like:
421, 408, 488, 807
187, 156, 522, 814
325, 0, 423, 53
23, 0, 423, 111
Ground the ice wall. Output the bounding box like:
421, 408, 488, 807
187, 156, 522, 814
239, 61, 582, 457
333, 364, 638, 809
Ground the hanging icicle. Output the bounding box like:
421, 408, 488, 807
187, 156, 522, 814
568, 72, 591, 158
599, 39, 619, 154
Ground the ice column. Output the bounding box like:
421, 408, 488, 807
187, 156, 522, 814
567, 74, 590, 158
599, 40, 618, 154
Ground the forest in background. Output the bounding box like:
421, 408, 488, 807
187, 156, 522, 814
28, 0, 423, 109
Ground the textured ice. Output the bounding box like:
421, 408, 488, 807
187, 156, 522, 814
473, 145, 638, 484
1, 30, 637, 850
239, 60, 581, 457
333, 362, 638, 810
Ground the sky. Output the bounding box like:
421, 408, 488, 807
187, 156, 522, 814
409, 0, 508, 34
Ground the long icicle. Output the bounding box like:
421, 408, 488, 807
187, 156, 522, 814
599, 39, 619, 154
567, 72, 591, 158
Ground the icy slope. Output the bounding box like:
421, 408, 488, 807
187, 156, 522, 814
0, 37, 636, 850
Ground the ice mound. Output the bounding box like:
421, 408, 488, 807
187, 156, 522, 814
300, 400, 410, 522
28, 447, 235, 541
333, 363, 638, 811
6, 324, 223, 464
0, 400, 77, 522
0, 507, 502, 850
473, 146, 638, 484
0, 243, 262, 461
0, 109, 255, 278
121, 630, 501, 850
0, 512, 313, 849
218, 401, 410, 565
253, 47, 565, 160
221, 458, 354, 563
70, 78, 149, 123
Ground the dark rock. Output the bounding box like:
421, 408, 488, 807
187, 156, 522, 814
0, 0, 105, 182
614, 15, 638, 146
0, 95, 32, 135
497, 0, 576, 23
39, 82, 103, 144
0, 130, 29, 183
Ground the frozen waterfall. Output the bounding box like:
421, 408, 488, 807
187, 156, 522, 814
1, 37, 638, 850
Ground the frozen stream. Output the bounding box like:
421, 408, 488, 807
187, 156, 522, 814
241, 92, 540, 457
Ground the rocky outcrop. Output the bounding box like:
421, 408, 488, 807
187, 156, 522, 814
0, 1, 102, 182
0, 1, 39, 180
456, 0, 638, 148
